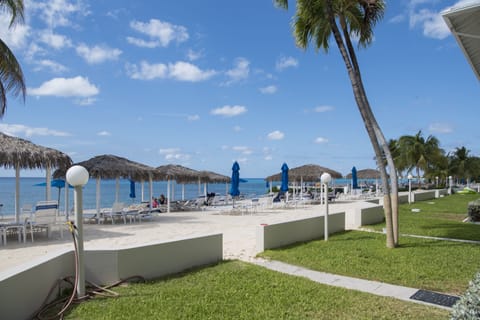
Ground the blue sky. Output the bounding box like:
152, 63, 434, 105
0, 0, 478, 178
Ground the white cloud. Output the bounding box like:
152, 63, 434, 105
159, 147, 191, 161
76, 97, 96, 106
409, 9, 450, 39
210, 105, 247, 117
187, 49, 203, 61
429, 122, 453, 134
314, 105, 334, 112
187, 114, 200, 121
233, 146, 253, 155
267, 130, 285, 140
314, 137, 329, 144
27, 0, 90, 29
260, 85, 277, 94
28, 76, 99, 97
126, 61, 215, 82
97, 131, 111, 136
76, 43, 122, 64
233, 125, 242, 132
33, 59, 68, 73
276, 56, 298, 71
264, 155, 273, 161
0, 123, 70, 137
225, 57, 250, 84
0, 12, 29, 49
38, 31, 72, 49
128, 19, 189, 48
126, 61, 168, 80
168, 61, 216, 82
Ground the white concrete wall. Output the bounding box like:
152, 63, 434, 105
86, 234, 223, 285
344, 202, 384, 230
256, 212, 345, 253
0, 234, 222, 320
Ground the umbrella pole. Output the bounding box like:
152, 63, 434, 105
46, 166, 52, 201
15, 166, 20, 223
96, 178, 101, 223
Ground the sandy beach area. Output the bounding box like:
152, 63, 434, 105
0, 203, 336, 273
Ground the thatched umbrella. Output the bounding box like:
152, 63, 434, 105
156, 164, 199, 184
0, 132, 72, 221
265, 164, 342, 199
265, 164, 342, 182
156, 164, 201, 210
56, 154, 163, 213
198, 170, 231, 200
345, 168, 381, 179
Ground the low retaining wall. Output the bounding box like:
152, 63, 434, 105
0, 234, 222, 320
344, 202, 384, 230
256, 212, 345, 253
397, 189, 449, 204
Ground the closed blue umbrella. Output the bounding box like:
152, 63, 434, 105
129, 180, 136, 199
281, 163, 289, 193
229, 161, 240, 197
352, 166, 358, 189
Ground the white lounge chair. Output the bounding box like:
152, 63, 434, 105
30, 200, 66, 240
102, 202, 127, 224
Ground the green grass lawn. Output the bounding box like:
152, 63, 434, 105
259, 193, 480, 295
370, 193, 480, 240
65, 261, 448, 320
64, 193, 478, 319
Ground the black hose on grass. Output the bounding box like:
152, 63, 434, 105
34, 221, 145, 320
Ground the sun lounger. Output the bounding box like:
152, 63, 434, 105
102, 202, 128, 224
30, 200, 67, 240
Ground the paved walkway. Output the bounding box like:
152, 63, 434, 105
249, 258, 454, 310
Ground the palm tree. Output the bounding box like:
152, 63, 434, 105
449, 146, 476, 184
398, 131, 442, 183
0, 0, 26, 118
275, 0, 399, 247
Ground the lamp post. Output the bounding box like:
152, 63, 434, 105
448, 176, 453, 194
66, 165, 89, 298
407, 174, 413, 204
320, 172, 332, 241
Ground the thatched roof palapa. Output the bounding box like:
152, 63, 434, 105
198, 170, 231, 183
345, 168, 381, 179
156, 164, 199, 184
0, 132, 72, 170
55, 154, 162, 181
265, 164, 342, 182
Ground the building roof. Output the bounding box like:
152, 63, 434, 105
442, 2, 480, 81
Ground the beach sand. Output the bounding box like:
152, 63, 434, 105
0, 204, 334, 273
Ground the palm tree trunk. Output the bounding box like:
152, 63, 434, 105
326, 1, 394, 248
339, 12, 399, 246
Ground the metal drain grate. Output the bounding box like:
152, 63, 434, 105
410, 289, 460, 307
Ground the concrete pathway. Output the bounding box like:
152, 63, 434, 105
250, 258, 454, 310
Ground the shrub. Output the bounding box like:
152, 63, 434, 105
467, 199, 480, 222
451, 272, 480, 319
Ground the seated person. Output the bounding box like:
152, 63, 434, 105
159, 194, 166, 205
151, 197, 159, 208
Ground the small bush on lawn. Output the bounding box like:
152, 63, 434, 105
451, 272, 480, 319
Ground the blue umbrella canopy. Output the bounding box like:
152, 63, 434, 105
280, 163, 289, 192
33, 179, 72, 189
352, 166, 358, 189
33, 179, 73, 209
229, 161, 240, 197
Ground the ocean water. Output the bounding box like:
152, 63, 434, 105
0, 177, 369, 217
0, 177, 272, 217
